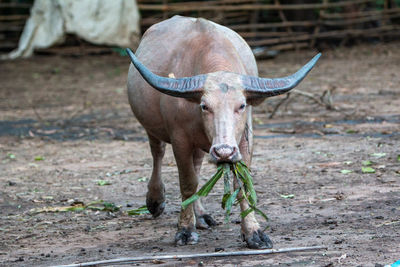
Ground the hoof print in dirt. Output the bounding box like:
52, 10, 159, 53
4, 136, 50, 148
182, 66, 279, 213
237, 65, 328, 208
146, 197, 165, 218
174, 229, 199, 246
244, 230, 273, 249
196, 214, 217, 229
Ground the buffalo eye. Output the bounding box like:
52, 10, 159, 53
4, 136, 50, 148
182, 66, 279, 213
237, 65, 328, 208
235, 103, 246, 113
200, 103, 209, 112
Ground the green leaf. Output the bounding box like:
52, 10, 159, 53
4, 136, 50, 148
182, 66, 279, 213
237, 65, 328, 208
221, 193, 231, 210
97, 180, 111, 186
182, 167, 224, 209
223, 164, 231, 197
180, 161, 268, 226
7, 153, 16, 159
346, 129, 358, 134
181, 194, 200, 209
224, 188, 240, 222
197, 167, 224, 197
137, 177, 147, 182
240, 208, 254, 218
397, 155, 400, 162
371, 153, 386, 158
99, 202, 119, 212
86, 201, 120, 212
361, 167, 376, 173
340, 169, 352, 174
235, 162, 257, 206
65, 206, 86, 212
127, 205, 150, 215
253, 206, 269, 222
34, 156, 44, 161
362, 160, 372, 166
280, 194, 295, 199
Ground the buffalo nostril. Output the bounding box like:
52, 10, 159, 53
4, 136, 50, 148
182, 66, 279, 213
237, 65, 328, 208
212, 145, 236, 161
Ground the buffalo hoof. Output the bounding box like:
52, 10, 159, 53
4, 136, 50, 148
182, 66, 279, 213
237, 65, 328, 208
146, 195, 165, 218
243, 230, 273, 249
196, 214, 217, 229
174, 228, 199, 246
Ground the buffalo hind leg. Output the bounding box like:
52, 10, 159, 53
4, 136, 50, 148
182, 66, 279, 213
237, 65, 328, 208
146, 134, 166, 217
237, 108, 273, 249
193, 148, 217, 229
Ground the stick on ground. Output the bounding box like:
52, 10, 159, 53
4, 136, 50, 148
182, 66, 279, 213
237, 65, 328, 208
56, 246, 327, 267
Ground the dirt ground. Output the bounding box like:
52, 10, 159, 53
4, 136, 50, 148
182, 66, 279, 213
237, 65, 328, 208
0, 42, 399, 267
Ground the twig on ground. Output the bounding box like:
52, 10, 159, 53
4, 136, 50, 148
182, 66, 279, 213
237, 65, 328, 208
32, 106, 46, 124
269, 93, 291, 119
269, 86, 340, 119
292, 89, 327, 107
55, 246, 327, 267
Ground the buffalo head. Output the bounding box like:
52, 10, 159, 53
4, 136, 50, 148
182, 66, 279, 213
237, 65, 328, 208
126, 48, 320, 163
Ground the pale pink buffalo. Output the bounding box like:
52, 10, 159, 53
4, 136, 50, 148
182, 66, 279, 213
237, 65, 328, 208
127, 15, 320, 248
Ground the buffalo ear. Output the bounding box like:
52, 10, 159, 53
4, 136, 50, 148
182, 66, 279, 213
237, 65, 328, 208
185, 95, 203, 104
246, 96, 266, 107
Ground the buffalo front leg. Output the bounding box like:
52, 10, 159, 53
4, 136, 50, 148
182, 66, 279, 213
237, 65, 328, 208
172, 139, 200, 245
237, 108, 273, 249
193, 148, 217, 229
146, 133, 166, 217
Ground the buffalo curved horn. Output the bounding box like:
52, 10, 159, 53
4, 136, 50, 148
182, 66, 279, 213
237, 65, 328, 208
126, 48, 206, 98
242, 53, 321, 98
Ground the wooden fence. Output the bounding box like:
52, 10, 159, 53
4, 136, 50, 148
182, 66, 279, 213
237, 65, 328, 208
137, 0, 400, 56
1, 0, 399, 55
0, 0, 32, 52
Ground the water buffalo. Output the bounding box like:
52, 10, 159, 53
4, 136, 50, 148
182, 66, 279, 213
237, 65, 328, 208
126, 15, 320, 249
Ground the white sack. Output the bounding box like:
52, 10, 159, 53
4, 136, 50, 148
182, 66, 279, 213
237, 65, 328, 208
3, 0, 140, 59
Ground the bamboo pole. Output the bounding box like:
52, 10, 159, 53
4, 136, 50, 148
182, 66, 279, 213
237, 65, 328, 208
323, 12, 400, 26
138, 0, 376, 12
253, 42, 309, 58
246, 25, 400, 46
274, 0, 298, 51
230, 21, 317, 30
56, 246, 327, 267
228, 12, 400, 31
239, 31, 309, 38
311, 0, 328, 48
0, 25, 24, 31
320, 7, 400, 19
0, 3, 31, 8
0, 15, 29, 21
